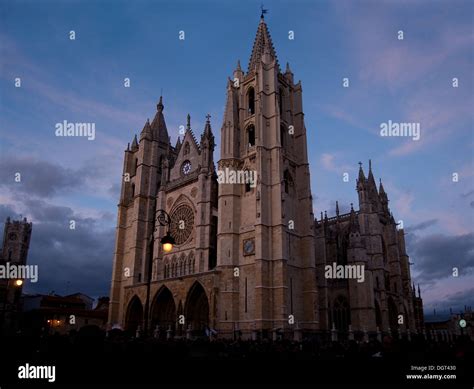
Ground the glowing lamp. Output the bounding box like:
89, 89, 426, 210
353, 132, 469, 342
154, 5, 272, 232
160, 232, 175, 253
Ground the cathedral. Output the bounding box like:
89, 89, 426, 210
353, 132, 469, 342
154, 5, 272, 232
108, 15, 423, 340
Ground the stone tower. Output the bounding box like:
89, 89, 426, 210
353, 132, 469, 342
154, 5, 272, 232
314, 161, 421, 339
0, 217, 33, 334
217, 14, 318, 336
1, 217, 32, 266
108, 97, 172, 327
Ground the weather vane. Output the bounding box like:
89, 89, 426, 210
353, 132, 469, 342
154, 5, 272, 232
260, 4, 268, 18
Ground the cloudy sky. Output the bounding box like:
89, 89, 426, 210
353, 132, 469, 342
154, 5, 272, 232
0, 0, 473, 313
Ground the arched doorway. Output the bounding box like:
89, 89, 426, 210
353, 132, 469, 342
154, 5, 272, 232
184, 282, 209, 336
176, 301, 184, 336
125, 296, 143, 333
331, 295, 351, 332
387, 297, 398, 333
150, 286, 176, 334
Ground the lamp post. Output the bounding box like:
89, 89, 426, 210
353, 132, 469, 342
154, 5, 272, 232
143, 209, 175, 336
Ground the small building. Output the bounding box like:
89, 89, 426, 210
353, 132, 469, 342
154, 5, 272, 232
22, 294, 109, 335
424, 307, 473, 342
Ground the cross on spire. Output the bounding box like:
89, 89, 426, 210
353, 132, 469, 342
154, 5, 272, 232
260, 4, 268, 19
206, 113, 211, 122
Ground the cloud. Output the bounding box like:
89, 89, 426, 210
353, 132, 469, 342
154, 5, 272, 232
410, 233, 474, 283
0, 201, 113, 297
0, 156, 83, 198
320, 153, 353, 174
0, 155, 121, 201
424, 287, 474, 313
405, 219, 438, 233
439, 288, 474, 312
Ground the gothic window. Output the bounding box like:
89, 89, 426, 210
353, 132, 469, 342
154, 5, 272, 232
376, 277, 380, 289
247, 125, 255, 147
245, 170, 252, 193
283, 170, 293, 194
385, 272, 391, 291
170, 204, 194, 245
382, 237, 388, 264
209, 216, 218, 270
131, 183, 135, 198
248, 87, 255, 115
332, 295, 351, 331
184, 142, 190, 156
134, 158, 138, 175
336, 235, 348, 266
8, 250, 12, 261
280, 125, 286, 148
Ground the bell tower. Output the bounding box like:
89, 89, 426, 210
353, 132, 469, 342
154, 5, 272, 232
217, 15, 318, 337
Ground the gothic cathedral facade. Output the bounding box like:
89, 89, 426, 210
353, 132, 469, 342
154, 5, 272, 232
108, 16, 423, 340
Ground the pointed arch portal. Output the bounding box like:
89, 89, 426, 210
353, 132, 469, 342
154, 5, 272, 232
150, 287, 177, 332
125, 296, 143, 333
185, 282, 210, 335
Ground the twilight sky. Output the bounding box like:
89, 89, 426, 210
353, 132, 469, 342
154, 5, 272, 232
0, 0, 473, 314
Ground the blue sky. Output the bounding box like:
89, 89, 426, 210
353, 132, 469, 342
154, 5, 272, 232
0, 0, 473, 313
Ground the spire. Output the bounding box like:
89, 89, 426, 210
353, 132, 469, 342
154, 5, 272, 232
140, 118, 152, 140
204, 114, 212, 135
412, 282, 416, 297
150, 96, 169, 144
201, 114, 215, 148
357, 162, 366, 183
157, 95, 164, 112
233, 59, 244, 80
186, 114, 191, 131
175, 136, 182, 152
248, 16, 279, 72
131, 134, 138, 151
379, 178, 386, 195
335, 201, 340, 217
417, 284, 421, 298
349, 203, 360, 232
367, 159, 376, 188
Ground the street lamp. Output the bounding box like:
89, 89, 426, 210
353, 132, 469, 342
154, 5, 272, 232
161, 232, 175, 253
143, 209, 175, 336
14, 279, 23, 287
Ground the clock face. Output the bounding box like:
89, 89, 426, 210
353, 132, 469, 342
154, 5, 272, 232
243, 239, 255, 255
182, 160, 192, 175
